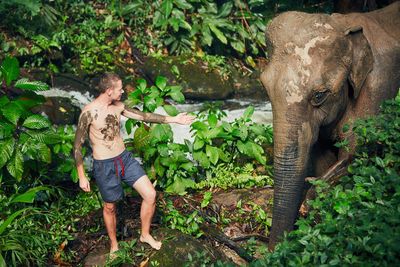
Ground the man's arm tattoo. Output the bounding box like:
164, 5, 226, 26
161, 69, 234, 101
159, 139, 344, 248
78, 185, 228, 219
73, 111, 92, 166
124, 106, 167, 123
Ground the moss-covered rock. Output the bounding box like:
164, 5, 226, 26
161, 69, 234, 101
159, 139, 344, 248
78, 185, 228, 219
148, 228, 228, 266
142, 57, 234, 100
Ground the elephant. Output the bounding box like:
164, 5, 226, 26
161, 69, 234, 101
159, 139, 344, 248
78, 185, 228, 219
260, 2, 400, 250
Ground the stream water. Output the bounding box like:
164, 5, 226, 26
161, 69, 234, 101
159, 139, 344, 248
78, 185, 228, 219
38, 88, 273, 144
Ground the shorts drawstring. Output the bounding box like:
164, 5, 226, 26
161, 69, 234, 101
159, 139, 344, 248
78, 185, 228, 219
113, 156, 125, 178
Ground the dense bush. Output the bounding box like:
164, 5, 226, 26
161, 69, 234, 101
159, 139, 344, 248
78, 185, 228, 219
0, 0, 333, 74
252, 94, 400, 266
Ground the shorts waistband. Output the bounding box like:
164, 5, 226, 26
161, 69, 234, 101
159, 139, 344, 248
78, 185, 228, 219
93, 150, 129, 163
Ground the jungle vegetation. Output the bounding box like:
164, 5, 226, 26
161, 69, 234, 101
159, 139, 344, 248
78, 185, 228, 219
0, 0, 399, 266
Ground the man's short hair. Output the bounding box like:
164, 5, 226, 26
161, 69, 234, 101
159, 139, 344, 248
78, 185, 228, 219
98, 73, 121, 93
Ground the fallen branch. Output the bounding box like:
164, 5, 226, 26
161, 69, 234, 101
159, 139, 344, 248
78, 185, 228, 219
200, 223, 254, 262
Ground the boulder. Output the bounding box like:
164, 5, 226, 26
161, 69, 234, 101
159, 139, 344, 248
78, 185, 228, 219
148, 228, 229, 266
230, 68, 269, 101
32, 96, 81, 125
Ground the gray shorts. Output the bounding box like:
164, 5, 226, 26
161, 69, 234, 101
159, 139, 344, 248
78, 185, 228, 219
93, 150, 146, 203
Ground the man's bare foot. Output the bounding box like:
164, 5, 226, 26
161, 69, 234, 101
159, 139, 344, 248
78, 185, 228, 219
140, 235, 162, 250
110, 244, 119, 254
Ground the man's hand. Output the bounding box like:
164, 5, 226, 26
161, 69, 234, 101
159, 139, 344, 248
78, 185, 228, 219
174, 113, 196, 125
79, 176, 91, 192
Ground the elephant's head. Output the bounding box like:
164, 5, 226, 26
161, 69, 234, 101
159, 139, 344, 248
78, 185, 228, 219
260, 12, 373, 249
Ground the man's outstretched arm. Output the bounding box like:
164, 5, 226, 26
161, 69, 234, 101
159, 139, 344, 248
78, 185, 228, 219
122, 104, 195, 125
73, 110, 93, 192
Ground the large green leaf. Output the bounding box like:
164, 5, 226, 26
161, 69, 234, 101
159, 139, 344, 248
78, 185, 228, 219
0, 138, 15, 169
33, 142, 51, 163
165, 176, 195, 194
26, 129, 57, 144
231, 41, 246, 53
208, 113, 218, 128
163, 105, 179, 116
133, 125, 151, 152
206, 145, 219, 165
154, 156, 166, 177
168, 91, 185, 103
0, 95, 10, 107
243, 106, 255, 120
161, 0, 173, 17
209, 24, 227, 44
10, 186, 48, 204
7, 148, 24, 181
14, 78, 49, 91
1, 102, 25, 125
0, 57, 20, 86
175, 0, 192, 9
193, 151, 210, 168
150, 124, 173, 143
193, 137, 205, 150
22, 114, 51, 129
0, 121, 15, 139
218, 2, 233, 17
237, 140, 266, 164
155, 76, 168, 91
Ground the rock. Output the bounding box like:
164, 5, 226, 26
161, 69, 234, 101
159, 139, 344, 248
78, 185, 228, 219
148, 228, 229, 266
32, 96, 81, 125
52, 73, 98, 97
212, 187, 273, 211
230, 68, 269, 101
142, 57, 234, 100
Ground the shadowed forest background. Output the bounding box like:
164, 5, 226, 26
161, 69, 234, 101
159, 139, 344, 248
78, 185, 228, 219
0, 0, 399, 266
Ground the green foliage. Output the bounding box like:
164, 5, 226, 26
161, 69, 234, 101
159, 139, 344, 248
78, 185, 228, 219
0, 186, 48, 266
0, 57, 56, 182
191, 105, 272, 168
196, 163, 273, 190
161, 199, 204, 238
126, 78, 196, 194
0, 190, 101, 266
253, 96, 400, 266
105, 239, 147, 266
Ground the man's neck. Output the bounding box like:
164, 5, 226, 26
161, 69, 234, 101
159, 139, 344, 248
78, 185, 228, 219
96, 93, 113, 106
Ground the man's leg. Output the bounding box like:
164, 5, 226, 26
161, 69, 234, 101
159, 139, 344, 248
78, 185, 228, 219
103, 202, 119, 253
133, 175, 162, 250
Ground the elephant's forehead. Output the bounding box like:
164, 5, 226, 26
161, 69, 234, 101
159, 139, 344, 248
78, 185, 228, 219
292, 36, 329, 65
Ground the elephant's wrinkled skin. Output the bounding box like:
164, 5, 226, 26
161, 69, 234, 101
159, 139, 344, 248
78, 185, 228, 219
260, 2, 400, 250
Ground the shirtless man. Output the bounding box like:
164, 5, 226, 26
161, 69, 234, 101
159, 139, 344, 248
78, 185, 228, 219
73, 73, 194, 253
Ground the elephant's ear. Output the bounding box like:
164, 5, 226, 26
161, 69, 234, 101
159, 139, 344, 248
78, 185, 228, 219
345, 26, 373, 99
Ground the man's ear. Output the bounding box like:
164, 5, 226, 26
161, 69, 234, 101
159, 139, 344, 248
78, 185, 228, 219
106, 87, 113, 96
345, 26, 373, 99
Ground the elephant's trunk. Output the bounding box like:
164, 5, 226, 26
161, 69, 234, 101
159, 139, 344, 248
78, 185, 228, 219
268, 121, 311, 250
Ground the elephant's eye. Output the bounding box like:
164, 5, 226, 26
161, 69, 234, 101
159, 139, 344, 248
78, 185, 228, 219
311, 90, 329, 106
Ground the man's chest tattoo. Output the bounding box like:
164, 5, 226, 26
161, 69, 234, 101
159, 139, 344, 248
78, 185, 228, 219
100, 114, 120, 142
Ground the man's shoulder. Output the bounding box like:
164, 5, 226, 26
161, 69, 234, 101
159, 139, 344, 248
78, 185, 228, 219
114, 101, 125, 108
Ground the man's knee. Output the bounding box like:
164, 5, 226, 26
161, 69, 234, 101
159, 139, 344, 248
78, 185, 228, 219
103, 202, 117, 214
143, 189, 156, 204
